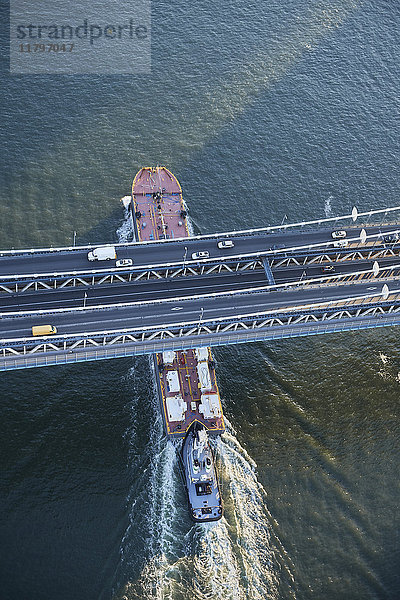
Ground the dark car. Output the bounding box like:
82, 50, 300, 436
384, 233, 399, 244
320, 265, 335, 273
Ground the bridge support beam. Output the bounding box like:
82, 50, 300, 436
263, 258, 275, 284
1, 310, 400, 372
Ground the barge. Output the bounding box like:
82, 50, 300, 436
131, 167, 224, 521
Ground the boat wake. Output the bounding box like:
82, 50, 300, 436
378, 351, 400, 384
117, 197, 134, 243
115, 372, 188, 600
115, 404, 288, 600
113, 206, 289, 599
324, 195, 333, 217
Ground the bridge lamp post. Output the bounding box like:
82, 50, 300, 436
381, 284, 389, 301
199, 307, 204, 327
83, 291, 87, 308
73, 231, 77, 246
183, 246, 188, 268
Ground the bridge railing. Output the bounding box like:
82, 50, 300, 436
3, 309, 400, 372
1, 227, 400, 284
2, 287, 400, 349
1, 257, 400, 320
1, 204, 400, 257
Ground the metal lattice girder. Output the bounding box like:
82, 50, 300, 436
1, 244, 399, 297
0, 257, 268, 295
1, 225, 400, 295
2, 295, 400, 361
1, 203, 400, 260
1, 308, 400, 371
269, 246, 399, 268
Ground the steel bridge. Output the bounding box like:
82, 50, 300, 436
1, 228, 399, 295
0, 204, 400, 371
1, 286, 399, 371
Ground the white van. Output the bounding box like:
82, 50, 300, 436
87, 246, 117, 261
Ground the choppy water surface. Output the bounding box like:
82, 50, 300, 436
1, 1, 400, 599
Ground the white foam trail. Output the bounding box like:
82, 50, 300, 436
121, 195, 132, 209
214, 424, 281, 600
324, 195, 333, 217
191, 520, 242, 600
186, 217, 195, 237
141, 359, 182, 563
377, 351, 400, 385
379, 352, 389, 365
119, 444, 183, 600
133, 441, 183, 600
146, 441, 180, 558
116, 362, 187, 600
118, 418, 286, 600
117, 197, 134, 243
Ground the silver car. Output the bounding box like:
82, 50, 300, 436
116, 259, 133, 267
331, 230, 347, 239
217, 240, 234, 249
191, 251, 210, 260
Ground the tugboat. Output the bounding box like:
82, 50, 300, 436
181, 422, 223, 522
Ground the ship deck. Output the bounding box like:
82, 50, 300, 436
131, 166, 188, 241
131, 167, 225, 438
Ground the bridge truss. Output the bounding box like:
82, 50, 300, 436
0, 244, 398, 296
1, 291, 400, 371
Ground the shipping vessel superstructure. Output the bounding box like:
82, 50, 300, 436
131, 167, 224, 521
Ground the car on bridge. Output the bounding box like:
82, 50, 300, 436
217, 240, 234, 249
116, 259, 133, 267
320, 265, 336, 273
331, 230, 347, 239
384, 233, 399, 244
32, 325, 57, 336
192, 251, 210, 260
87, 246, 117, 261
332, 240, 348, 248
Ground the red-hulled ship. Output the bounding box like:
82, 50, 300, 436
131, 167, 225, 440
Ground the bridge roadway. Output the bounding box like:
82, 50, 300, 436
0, 255, 399, 314
0, 276, 398, 343
0, 224, 399, 278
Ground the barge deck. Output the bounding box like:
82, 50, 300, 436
131, 167, 225, 438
